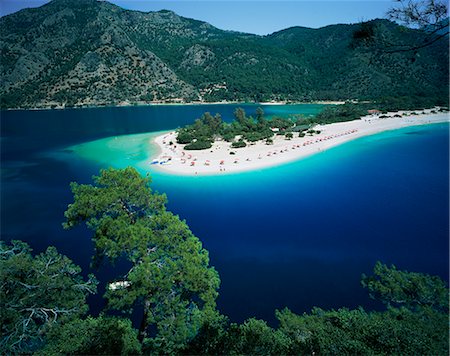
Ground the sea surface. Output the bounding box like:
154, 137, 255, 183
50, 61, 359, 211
1, 104, 449, 325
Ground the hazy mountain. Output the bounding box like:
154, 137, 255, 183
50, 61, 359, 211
0, 0, 448, 108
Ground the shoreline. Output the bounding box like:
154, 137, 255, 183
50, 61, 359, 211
150, 110, 449, 176
2, 100, 344, 112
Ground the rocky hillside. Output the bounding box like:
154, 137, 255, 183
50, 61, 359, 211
0, 0, 448, 109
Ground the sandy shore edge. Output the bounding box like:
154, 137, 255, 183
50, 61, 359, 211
150, 110, 449, 176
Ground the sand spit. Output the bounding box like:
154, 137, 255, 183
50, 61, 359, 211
151, 110, 449, 175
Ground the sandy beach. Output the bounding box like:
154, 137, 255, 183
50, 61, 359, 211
151, 109, 449, 175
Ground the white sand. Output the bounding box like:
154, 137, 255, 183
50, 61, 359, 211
150, 109, 449, 176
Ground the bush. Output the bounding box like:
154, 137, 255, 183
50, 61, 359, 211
184, 140, 212, 150
231, 140, 247, 148
244, 131, 272, 142
285, 132, 293, 140
177, 131, 194, 144
222, 132, 236, 142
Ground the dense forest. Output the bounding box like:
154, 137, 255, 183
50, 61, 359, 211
1, 167, 448, 355
0, 0, 448, 109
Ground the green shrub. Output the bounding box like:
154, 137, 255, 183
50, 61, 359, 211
184, 140, 212, 150
231, 140, 247, 148
177, 131, 194, 144
222, 132, 236, 142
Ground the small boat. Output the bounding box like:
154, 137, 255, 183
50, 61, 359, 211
150, 160, 159, 165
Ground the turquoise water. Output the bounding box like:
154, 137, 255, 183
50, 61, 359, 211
1, 105, 448, 325
62, 122, 450, 323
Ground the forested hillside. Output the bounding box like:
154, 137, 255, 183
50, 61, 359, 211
0, 0, 448, 108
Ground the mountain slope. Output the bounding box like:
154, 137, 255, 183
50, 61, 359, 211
0, 0, 448, 108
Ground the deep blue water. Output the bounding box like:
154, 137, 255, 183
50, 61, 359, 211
1, 105, 448, 325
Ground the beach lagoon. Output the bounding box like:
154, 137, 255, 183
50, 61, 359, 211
1, 104, 449, 324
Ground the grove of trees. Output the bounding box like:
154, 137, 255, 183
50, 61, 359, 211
176, 108, 313, 150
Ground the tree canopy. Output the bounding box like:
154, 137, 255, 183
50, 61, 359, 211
361, 261, 449, 312
39, 316, 142, 355
176, 108, 310, 150
0, 240, 97, 354
63, 167, 220, 353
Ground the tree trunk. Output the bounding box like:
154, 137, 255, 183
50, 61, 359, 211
138, 299, 151, 343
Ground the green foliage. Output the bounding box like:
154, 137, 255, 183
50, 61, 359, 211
181, 311, 229, 355
273, 262, 449, 355
222, 132, 236, 142
63, 167, 220, 353
244, 131, 272, 142
0, 240, 97, 354
40, 316, 141, 355
181, 262, 449, 355
176, 129, 194, 144
285, 132, 293, 140
178, 108, 288, 150
269, 116, 294, 130
276, 305, 448, 355
310, 97, 449, 126
310, 102, 369, 124
233, 108, 247, 126
361, 261, 449, 312
191, 262, 448, 356
352, 21, 376, 45
231, 139, 247, 148
225, 318, 292, 355
176, 112, 223, 147
376, 95, 450, 111
184, 140, 213, 150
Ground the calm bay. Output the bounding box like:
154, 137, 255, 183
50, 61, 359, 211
1, 104, 448, 324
